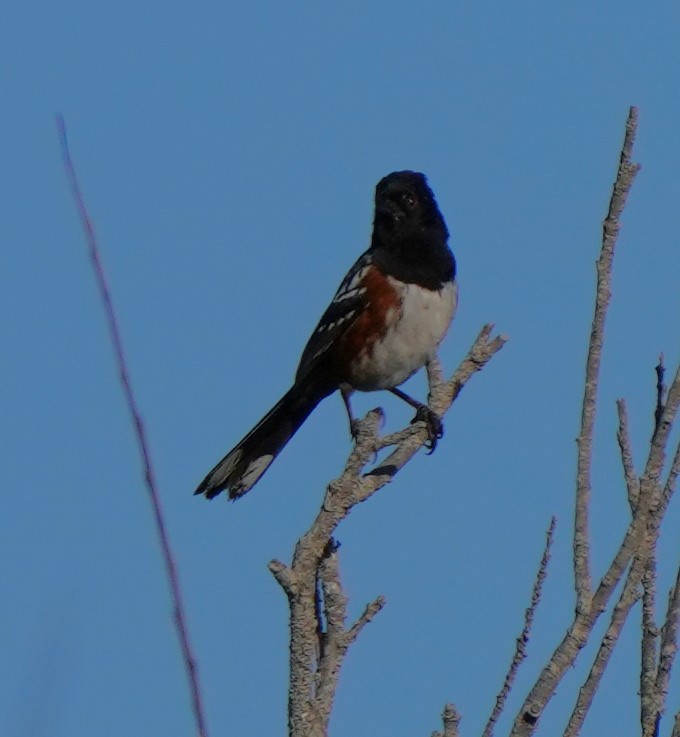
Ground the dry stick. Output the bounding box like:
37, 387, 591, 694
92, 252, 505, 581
640, 358, 668, 734
312, 543, 385, 729
56, 116, 209, 737
641, 601, 661, 737
544, 360, 680, 737
593, 364, 680, 618
654, 355, 666, 436
566, 390, 680, 737
642, 361, 680, 487
270, 327, 506, 737
563, 559, 642, 737
574, 106, 641, 613
653, 565, 680, 734
616, 399, 639, 508
313, 545, 351, 728
481, 517, 556, 737
509, 107, 641, 737
662, 439, 680, 515
638, 363, 680, 737
431, 703, 463, 737
640, 551, 660, 733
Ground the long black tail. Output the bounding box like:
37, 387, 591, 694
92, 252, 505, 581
194, 380, 329, 500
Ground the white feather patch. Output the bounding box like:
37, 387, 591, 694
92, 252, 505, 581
351, 279, 457, 391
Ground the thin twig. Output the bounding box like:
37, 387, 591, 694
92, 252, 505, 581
640, 552, 659, 732
510, 106, 641, 737
616, 399, 639, 509
314, 545, 350, 728
563, 558, 642, 737
56, 115, 209, 737
662, 440, 680, 515
653, 565, 680, 733
654, 354, 666, 437
637, 366, 680, 737
573, 105, 641, 614
432, 703, 462, 737
345, 596, 386, 646
482, 518, 555, 737
643, 361, 680, 485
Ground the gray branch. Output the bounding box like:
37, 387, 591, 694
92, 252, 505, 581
563, 557, 642, 737
431, 703, 462, 737
573, 105, 641, 613
510, 106, 644, 737
482, 518, 555, 737
617, 399, 639, 508
270, 326, 506, 737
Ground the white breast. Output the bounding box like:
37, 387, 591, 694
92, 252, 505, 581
353, 279, 458, 391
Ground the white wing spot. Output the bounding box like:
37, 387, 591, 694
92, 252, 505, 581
334, 260, 371, 302
240, 455, 274, 491
316, 310, 356, 336
333, 285, 367, 303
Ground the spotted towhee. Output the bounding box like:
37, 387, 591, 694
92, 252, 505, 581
195, 171, 457, 500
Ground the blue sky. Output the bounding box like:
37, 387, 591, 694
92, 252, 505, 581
2, 1, 680, 735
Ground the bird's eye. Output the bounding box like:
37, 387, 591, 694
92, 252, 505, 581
401, 192, 416, 209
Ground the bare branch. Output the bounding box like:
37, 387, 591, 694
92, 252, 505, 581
640, 553, 659, 733
314, 545, 353, 728
274, 325, 505, 737
510, 106, 641, 737
644, 361, 680, 486
616, 399, 639, 509
432, 703, 462, 737
662, 440, 680, 513
574, 105, 641, 613
482, 518, 555, 737
345, 596, 386, 647
649, 565, 680, 735
654, 355, 666, 436
269, 559, 297, 595
563, 558, 642, 737
56, 116, 209, 737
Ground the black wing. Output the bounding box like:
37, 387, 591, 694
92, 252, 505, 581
295, 251, 373, 382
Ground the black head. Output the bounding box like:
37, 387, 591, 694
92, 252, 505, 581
370, 171, 455, 289
372, 171, 449, 246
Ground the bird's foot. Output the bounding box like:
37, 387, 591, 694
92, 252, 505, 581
349, 418, 361, 441
411, 406, 444, 454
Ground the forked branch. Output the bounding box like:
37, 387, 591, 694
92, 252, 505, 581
271, 327, 506, 737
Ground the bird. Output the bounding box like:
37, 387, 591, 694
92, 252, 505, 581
195, 170, 457, 500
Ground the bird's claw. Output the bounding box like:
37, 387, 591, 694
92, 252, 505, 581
349, 418, 361, 441
411, 406, 444, 454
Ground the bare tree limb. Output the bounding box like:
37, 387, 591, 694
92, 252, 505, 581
654, 355, 666, 438
662, 440, 680, 513
641, 551, 660, 732
482, 517, 555, 737
652, 565, 680, 735
563, 556, 642, 737
271, 326, 506, 737
510, 106, 642, 737
640, 356, 673, 735
56, 115, 209, 737
516, 359, 680, 737
643, 361, 680, 486
345, 595, 386, 646
616, 399, 639, 508
431, 703, 462, 737
314, 544, 353, 728
573, 105, 641, 614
